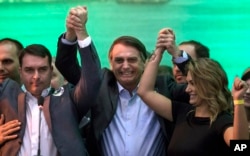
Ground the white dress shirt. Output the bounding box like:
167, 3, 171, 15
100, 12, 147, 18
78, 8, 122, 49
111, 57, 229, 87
18, 87, 57, 156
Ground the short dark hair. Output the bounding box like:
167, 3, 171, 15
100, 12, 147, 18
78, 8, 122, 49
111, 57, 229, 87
0, 37, 24, 55
19, 44, 52, 67
108, 36, 147, 62
179, 40, 209, 58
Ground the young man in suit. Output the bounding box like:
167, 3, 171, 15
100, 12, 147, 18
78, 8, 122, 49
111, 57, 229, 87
0, 6, 101, 155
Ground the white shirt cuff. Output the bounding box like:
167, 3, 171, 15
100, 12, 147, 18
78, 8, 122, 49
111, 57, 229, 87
78, 36, 91, 48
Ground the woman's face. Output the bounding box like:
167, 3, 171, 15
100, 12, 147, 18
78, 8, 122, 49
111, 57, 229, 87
244, 79, 250, 107
185, 71, 199, 106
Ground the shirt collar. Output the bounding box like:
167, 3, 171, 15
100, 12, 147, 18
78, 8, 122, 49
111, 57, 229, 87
116, 81, 138, 96
21, 85, 52, 97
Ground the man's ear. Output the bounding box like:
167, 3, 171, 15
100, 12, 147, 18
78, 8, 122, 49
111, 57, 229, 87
109, 64, 113, 71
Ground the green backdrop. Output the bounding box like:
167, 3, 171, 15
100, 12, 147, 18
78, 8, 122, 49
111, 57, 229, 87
0, 0, 249, 89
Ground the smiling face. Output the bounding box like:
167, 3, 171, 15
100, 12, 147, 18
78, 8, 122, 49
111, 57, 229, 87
244, 79, 250, 107
19, 54, 52, 98
185, 71, 200, 105
109, 43, 145, 92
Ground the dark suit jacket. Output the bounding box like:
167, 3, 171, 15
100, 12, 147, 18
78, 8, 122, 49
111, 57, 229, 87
56, 35, 189, 156
0, 40, 101, 156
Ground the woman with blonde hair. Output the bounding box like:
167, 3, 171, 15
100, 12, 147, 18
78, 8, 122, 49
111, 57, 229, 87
137, 28, 249, 155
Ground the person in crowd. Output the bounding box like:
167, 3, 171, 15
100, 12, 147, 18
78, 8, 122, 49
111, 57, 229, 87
0, 38, 23, 84
0, 6, 101, 155
137, 28, 249, 155
55, 6, 190, 156
173, 40, 209, 84
51, 57, 68, 90
0, 38, 24, 146
241, 67, 250, 138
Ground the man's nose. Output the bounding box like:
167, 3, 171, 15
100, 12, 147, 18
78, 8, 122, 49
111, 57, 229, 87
32, 70, 40, 79
173, 64, 181, 72
122, 60, 129, 68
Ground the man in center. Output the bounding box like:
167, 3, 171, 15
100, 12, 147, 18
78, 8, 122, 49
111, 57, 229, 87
56, 6, 190, 156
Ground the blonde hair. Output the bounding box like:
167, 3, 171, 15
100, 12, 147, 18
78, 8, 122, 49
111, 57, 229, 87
187, 58, 232, 124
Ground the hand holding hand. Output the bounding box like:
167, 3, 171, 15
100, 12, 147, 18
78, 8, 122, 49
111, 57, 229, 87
72, 6, 88, 40
65, 6, 88, 41
156, 28, 179, 57
65, 7, 77, 41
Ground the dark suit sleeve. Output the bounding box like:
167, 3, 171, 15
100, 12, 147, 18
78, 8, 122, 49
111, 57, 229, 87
56, 33, 101, 115
55, 34, 81, 85
71, 39, 101, 116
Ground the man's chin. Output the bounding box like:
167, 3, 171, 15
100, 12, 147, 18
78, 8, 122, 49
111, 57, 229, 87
120, 77, 133, 82
120, 80, 133, 85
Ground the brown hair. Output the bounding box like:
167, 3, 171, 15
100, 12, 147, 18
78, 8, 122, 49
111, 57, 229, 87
187, 58, 232, 124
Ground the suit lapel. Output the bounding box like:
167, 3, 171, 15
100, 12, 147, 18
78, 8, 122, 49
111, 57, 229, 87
42, 88, 54, 132
109, 85, 119, 112
18, 92, 26, 139
107, 72, 119, 111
